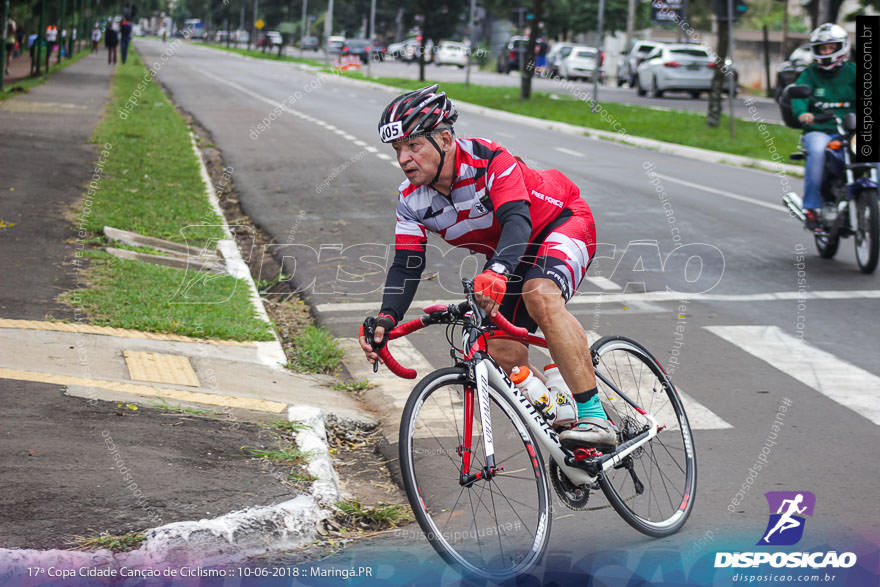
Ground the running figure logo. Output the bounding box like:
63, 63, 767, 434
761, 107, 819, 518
759, 491, 816, 546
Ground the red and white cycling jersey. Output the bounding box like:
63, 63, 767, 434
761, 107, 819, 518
394, 137, 591, 255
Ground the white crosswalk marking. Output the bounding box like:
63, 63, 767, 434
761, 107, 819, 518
583, 276, 622, 291
705, 325, 880, 426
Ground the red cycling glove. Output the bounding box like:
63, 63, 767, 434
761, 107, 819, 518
474, 270, 508, 306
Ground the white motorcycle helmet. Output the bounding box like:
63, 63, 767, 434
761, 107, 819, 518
810, 23, 849, 70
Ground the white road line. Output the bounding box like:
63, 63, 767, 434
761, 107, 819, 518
195, 70, 370, 150
353, 140, 368, 147
653, 173, 785, 212
365, 146, 378, 153
705, 325, 880, 426
315, 289, 880, 313
584, 276, 621, 291
376, 153, 393, 160
554, 147, 584, 158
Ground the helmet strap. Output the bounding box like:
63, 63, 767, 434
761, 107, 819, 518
426, 134, 446, 188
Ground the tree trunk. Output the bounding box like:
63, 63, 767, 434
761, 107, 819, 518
520, 0, 544, 101
706, 20, 729, 128
418, 36, 426, 81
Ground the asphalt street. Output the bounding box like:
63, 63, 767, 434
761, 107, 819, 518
140, 39, 878, 582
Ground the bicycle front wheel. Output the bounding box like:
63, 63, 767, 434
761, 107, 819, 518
399, 367, 551, 580
592, 336, 697, 537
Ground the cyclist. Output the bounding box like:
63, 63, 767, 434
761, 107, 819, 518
359, 85, 617, 451
791, 23, 855, 231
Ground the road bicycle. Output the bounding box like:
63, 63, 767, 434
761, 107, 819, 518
371, 280, 697, 580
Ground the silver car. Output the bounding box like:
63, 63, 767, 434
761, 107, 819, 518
557, 46, 603, 82
616, 40, 665, 87
635, 44, 716, 98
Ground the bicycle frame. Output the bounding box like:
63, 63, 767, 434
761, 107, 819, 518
377, 288, 662, 490
462, 329, 660, 488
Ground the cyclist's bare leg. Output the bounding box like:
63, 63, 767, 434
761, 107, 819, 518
486, 338, 546, 383
521, 278, 596, 392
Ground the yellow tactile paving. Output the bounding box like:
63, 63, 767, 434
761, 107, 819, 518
124, 351, 201, 387
0, 368, 287, 413
0, 319, 256, 346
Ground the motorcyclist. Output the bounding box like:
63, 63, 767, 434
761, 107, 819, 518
791, 23, 855, 231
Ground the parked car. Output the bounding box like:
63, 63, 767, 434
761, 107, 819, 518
402, 38, 433, 62
256, 30, 283, 49
774, 44, 812, 102
496, 35, 528, 73
327, 35, 345, 54
342, 39, 371, 63
557, 46, 604, 82
635, 44, 718, 98
434, 40, 468, 68
234, 29, 249, 44
300, 35, 319, 51
546, 42, 576, 77
617, 39, 665, 87
370, 39, 387, 61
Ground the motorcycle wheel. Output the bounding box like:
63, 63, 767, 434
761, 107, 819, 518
854, 189, 879, 274
815, 231, 840, 259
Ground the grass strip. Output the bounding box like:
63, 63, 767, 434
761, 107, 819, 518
64, 251, 274, 340
202, 43, 324, 68
335, 73, 801, 165
289, 326, 343, 373
65, 51, 273, 341
82, 51, 226, 244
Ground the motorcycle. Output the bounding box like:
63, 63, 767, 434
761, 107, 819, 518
779, 84, 879, 274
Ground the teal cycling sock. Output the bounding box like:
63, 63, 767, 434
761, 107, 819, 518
573, 387, 607, 420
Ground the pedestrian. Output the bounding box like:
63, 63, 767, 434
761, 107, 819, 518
16, 24, 24, 56
4, 17, 16, 75
27, 32, 37, 75
45, 25, 57, 67
90, 24, 101, 53
119, 18, 132, 64
105, 22, 118, 65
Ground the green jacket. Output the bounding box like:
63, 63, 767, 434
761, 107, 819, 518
791, 61, 856, 134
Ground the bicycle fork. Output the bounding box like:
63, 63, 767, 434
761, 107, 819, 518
459, 361, 501, 487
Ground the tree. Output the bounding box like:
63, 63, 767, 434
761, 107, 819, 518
706, 19, 729, 128
402, 0, 467, 81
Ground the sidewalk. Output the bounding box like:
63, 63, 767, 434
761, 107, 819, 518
0, 51, 375, 568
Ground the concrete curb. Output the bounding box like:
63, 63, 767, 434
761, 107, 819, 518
187, 42, 804, 178
189, 134, 289, 370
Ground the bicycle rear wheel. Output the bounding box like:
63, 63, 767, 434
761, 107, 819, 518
592, 336, 697, 537
399, 366, 551, 580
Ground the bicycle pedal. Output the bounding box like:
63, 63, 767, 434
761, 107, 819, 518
573, 448, 603, 461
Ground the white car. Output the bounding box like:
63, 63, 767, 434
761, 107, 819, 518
557, 46, 602, 82
434, 41, 468, 68
635, 44, 716, 98
617, 39, 665, 87
546, 42, 575, 77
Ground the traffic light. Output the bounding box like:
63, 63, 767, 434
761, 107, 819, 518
714, 0, 748, 21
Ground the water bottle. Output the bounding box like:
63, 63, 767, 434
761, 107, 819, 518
510, 366, 563, 426
542, 364, 578, 428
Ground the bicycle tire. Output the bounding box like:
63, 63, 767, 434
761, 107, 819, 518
399, 366, 551, 580
591, 336, 697, 537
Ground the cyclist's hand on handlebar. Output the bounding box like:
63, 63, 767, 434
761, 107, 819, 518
359, 313, 396, 364
799, 113, 814, 125
474, 269, 507, 317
